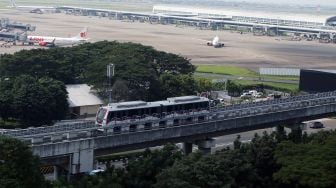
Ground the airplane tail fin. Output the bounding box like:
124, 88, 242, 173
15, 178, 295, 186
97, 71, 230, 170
9, 0, 17, 8
73, 27, 88, 40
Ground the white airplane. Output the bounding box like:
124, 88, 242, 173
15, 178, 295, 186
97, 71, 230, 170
207, 36, 225, 48
27, 27, 89, 47
8, 0, 56, 13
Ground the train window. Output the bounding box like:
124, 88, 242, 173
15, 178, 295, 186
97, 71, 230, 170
106, 112, 115, 124
144, 123, 152, 130
150, 107, 159, 114
186, 117, 193, 123
159, 121, 166, 128
161, 112, 167, 118
185, 103, 193, 110
173, 119, 179, 126
167, 105, 173, 113
130, 124, 137, 132
113, 126, 121, 134
198, 116, 205, 122
128, 109, 136, 117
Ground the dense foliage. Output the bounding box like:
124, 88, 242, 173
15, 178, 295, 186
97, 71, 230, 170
0, 41, 195, 102
0, 136, 46, 188
0, 127, 330, 188
0, 75, 68, 127
52, 130, 336, 188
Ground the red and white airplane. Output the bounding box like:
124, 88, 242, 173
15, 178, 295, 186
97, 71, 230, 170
27, 27, 89, 47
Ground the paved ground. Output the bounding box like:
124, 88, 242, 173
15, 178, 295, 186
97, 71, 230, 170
214, 118, 336, 151
1, 10, 336, 70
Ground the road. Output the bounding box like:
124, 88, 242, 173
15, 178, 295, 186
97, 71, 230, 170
213, 118, 336, 151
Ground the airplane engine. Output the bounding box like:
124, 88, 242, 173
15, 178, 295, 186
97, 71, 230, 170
207, 42, 212, 46
38, 41, 47, 46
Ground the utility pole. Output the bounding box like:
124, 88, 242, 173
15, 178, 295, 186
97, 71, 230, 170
107, 64, 115, 103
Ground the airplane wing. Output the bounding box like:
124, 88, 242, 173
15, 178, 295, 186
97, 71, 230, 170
191, 37, 213, 45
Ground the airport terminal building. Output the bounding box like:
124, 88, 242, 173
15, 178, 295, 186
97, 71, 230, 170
153, 5, 336, 30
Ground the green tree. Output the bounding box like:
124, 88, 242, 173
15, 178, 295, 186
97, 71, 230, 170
123, 144, 182, 188
38, 77, 69, 120
0, 78, 15, 120
159, 74, 197, 98
244, 132, 279, 187
195, 77, 213, 92
226, 80, 243, 96
0, 136, 46, 188
274, 131, 336, 188
0, 41, 195, 102
0, 75, 68, 127
155, 150, 257, 188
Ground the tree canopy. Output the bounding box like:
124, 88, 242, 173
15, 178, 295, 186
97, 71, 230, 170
274, 131, 336, 187
0, 75, 68, 127
0, 136, 46, 188
0, 41, 195, 102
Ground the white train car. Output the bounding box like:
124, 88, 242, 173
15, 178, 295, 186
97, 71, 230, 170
95, 96, 210, 132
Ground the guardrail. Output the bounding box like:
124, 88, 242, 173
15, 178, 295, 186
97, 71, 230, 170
102, 92, 336, 130
1, 121, 95, 138
2, 91, 336, 139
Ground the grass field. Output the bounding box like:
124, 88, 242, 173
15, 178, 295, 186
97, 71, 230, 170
196, 65, 299, 81
196, 65, 258, 77
195, 65, 299, 92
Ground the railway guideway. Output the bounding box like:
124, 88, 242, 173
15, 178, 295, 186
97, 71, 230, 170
28, 91, 336, 175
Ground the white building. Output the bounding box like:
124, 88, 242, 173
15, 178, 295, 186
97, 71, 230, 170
66, 84, 103, 118
153, 5, 336, 28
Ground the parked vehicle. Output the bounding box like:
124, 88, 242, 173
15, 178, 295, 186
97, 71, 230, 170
309, 121, 324, 129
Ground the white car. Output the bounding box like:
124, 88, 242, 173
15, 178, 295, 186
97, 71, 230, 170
89, 169, 105, 175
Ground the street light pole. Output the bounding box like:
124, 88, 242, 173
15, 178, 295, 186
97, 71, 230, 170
107, 64, 115, 103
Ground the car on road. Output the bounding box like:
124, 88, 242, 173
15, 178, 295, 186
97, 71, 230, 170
89, 168, 105, 175
309, 121, 324, 129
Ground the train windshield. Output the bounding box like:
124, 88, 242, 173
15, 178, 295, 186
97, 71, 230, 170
96, 108, 107, 124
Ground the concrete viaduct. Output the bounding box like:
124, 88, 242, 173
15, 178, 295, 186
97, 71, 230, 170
3, 91, 336, 179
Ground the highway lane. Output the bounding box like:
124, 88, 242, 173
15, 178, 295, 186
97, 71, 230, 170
213, 118, 336, 151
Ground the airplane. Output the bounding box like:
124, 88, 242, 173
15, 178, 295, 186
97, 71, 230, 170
206, 36, 225, 48
8, 0, 56, 13
27, 27, 89, 47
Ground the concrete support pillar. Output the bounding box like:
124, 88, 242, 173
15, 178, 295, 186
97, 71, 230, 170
274, 125, 287, 141
65, 139, 95, 174
182, 142, 193, 155
285, 123, 303, 143
53, 165, 59, 180
67, 155, 72, 181
275, 125, 285, 133
71, 148, 94, 174
196, 138, 216, 155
